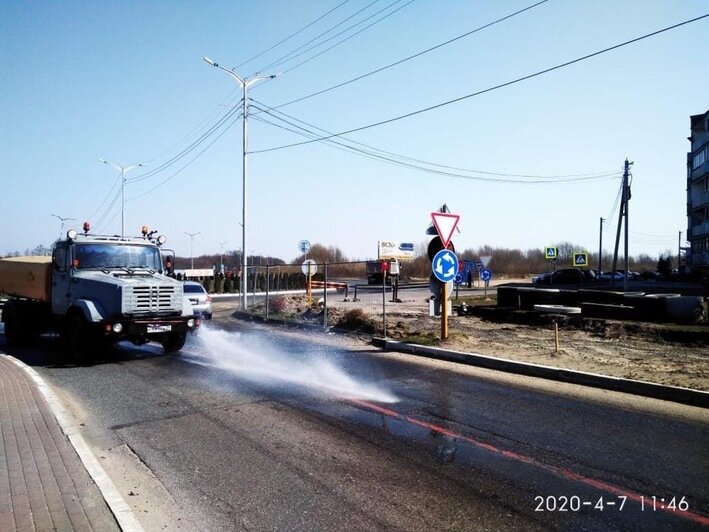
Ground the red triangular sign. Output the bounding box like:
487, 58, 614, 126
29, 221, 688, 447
431, 212, 459, 248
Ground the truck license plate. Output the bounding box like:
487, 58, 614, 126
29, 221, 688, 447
147, 324, 172, 333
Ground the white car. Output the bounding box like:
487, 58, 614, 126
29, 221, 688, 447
183, 281, 212, 319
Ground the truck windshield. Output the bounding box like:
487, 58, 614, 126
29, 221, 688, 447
73, 243, 162, 270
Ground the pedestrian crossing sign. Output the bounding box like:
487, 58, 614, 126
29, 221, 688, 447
573, 252, 588, 267
545, 246, 558, 260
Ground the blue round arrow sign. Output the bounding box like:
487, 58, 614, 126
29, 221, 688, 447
432, 249, 459, 283
480, 268, 492, 282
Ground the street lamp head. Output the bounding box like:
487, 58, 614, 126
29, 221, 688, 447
203, 56, 218, 67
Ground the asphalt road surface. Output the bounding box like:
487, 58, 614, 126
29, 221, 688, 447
2, 321, 708, 531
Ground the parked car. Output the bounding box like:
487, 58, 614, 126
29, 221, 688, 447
599, 270, 641, 281
184, 281, 212, 319
532, 268, 595, 285
598, 271, 625, 281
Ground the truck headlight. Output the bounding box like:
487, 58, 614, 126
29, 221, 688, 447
187, 318, 195, 328
112, 323, 123, 333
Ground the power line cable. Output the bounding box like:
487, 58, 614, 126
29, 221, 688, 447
251, 13, 709, 155
270, 0, 548, 108
127, 103, 242, 183
604, 179, 624, 233
237, 0, 351, 68
251, 108, 620, 184
253, 98, 619, 179
128, 111, 244, 201
88, 176, 120, 222
93, 187, 122, 231
144, 88, 241, 164
95, 208, 121, 235
279, 0, 416, 76
256, 0, 381, 73
631, 230, 677, 238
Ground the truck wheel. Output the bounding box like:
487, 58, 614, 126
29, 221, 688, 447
161, 331, 187, 353
64, 313, 92, 361
2, 300, 25, 346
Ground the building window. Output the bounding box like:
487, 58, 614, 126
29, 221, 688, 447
693, 148, 706, 170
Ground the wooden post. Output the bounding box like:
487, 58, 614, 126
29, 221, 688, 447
554, 322, 560, 353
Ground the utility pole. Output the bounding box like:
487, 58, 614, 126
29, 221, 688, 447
678, 231, 682, 271
203, 56, 276, 310
218, 240, 228, 274
611, 158, 633, 291
598, 217, 605, 278
185, 232, 200, 270
99, 159, 146, 238
51, 213, 76, 238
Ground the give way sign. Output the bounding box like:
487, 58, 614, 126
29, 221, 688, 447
431, 212, 460, 249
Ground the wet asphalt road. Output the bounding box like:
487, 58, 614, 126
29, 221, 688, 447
2, 322, 708, 531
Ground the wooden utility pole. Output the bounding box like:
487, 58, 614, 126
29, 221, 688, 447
598, 217, 604, 278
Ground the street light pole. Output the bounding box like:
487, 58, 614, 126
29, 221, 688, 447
185, 231, 200, 270
99, 159, 146, 238
203, 56, 276, 310
218, 240, 228, 273
50, 213, 76, 238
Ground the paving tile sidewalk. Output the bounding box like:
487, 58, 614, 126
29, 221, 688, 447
0, 355, 120, 531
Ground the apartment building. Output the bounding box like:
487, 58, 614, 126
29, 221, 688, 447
687, 109, 709, 275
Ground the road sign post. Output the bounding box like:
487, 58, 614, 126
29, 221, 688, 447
572, 252, 589, 268
298, 239, 311, 256
431, 212, 460, 249
432, 248, 459, 340
480, 268, 492, 300
301, 259, 317, 305
441, 281, 448, 339
381, 260, 389, 338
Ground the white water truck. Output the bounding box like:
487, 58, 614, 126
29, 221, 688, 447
0, 224, 199, 359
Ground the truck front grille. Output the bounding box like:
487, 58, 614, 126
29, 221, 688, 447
123, 285, 180, 314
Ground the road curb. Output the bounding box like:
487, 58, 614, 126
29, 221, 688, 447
372, 338, 709, 408
5, 355, 145, 532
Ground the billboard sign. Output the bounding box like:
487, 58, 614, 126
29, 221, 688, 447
378, 240, 416, 260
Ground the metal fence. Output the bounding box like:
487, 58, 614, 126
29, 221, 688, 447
230, 260, 426, 337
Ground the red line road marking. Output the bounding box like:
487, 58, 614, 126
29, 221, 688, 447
349, 399, 709, 527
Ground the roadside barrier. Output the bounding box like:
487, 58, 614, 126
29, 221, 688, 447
310, 280, 348, 300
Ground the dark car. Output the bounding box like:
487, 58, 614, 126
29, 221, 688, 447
533, 268, 595, 285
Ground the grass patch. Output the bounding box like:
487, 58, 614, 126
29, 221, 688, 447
334, 309, 377, 333
400, 333, 439, 346
454, 294, 497, 306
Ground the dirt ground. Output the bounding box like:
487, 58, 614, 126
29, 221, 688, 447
384, 309, 709, 392
217, 281, 709, 392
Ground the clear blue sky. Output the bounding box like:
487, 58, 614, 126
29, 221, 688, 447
2, 1, 707, 263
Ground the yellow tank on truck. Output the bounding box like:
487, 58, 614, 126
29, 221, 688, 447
0, 256, 52, 301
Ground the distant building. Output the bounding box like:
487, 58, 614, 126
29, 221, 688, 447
687, 109, 709, 275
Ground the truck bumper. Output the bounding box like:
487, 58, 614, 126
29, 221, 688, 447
97, 316, 200, 342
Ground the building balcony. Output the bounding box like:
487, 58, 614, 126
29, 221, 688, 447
690, 189, 709, 208
689, 250, 709, 267
689, 159, 709, 182
690, 221, 709, 239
